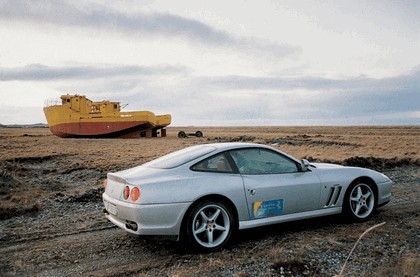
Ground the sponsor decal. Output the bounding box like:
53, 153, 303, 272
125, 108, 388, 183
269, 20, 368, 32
251, 199, 283, 219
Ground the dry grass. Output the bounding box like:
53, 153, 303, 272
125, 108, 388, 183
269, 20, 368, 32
336, 222, 386, 277
0, 196, 41, 220
270, 246, 308, 273
1, 126, 418, 167
374, 252, 420, 277
1, 126, 418, 220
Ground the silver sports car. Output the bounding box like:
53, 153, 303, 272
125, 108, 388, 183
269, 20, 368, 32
102, 143, 392, 251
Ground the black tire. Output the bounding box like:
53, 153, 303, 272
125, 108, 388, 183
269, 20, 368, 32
195, 131, 203, 137
343, 181, 376, 222
178, 131, 187, 138
184, 200, 235, 252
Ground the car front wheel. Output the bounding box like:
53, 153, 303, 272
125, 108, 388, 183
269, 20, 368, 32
344, 182, 376, 221
185, 201, 234, 252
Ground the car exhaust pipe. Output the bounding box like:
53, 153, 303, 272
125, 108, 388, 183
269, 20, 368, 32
125, 220, 138, 231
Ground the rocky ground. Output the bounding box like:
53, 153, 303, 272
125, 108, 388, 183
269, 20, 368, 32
0, 127, 419, 276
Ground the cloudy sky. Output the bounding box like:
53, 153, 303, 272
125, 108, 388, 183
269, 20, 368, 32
0, 0, 419, 126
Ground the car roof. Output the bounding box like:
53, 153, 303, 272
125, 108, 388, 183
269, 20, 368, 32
144, 142, 276, 169
200, 142, 300, 164
200, 142, 273, 151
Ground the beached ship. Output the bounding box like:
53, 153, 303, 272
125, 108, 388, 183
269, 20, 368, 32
44, 95, 171, 138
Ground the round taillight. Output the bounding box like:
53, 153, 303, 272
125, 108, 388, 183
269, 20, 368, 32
123, 186, 130, 200
131, 187, 140, 202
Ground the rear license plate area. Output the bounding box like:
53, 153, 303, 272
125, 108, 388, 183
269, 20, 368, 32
107, 202, 118, 215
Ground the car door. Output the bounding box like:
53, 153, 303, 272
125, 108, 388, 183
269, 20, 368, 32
229, 148, 321, 219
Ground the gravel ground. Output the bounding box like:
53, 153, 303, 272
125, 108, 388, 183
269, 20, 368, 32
0, 127, 419, 276
0, 165, 419, 277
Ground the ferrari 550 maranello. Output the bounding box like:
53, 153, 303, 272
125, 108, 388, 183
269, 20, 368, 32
102, 143, 392, 251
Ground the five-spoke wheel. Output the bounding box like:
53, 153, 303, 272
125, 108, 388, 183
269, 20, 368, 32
185, 201, 234, 252
345, 182, 375, 221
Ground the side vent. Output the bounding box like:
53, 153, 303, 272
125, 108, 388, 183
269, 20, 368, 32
325, 188, 334, 207
333, 187, 342, 205
325, 185, 342, 207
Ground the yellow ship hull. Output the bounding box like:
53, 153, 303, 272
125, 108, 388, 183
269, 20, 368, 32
44, 95, 171, 138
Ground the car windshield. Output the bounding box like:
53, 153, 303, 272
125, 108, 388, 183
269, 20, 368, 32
143, 145, 217, 169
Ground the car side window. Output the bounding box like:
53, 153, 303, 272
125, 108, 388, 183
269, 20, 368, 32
230, 148, 298, 174
191, 153, 234, 173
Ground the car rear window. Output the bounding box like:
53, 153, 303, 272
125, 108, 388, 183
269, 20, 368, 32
143, 145, 217, 169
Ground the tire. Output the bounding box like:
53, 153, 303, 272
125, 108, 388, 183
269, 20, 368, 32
195, 131, 203, 137
343, 182, 376, 222
178, 131, 187, 138
184, 200, 235, 252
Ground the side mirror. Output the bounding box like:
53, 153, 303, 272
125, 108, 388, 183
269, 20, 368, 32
300, 159, 310, 172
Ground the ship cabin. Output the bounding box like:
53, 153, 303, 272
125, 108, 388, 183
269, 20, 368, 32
60, 95, 120, 114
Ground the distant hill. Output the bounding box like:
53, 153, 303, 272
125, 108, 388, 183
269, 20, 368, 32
0, 123, 48, 128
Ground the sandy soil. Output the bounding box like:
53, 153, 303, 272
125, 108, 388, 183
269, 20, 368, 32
0, 126, 419, 276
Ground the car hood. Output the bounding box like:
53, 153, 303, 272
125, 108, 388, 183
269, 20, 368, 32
310, 162, 391, 184
311, 162, 343, 168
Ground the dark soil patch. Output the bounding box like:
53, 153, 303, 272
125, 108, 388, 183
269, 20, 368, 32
343, 156, 420, 169
267, 136, 360, 147
5, 154, 64, 164
306, 156, 420, 170
66, 187, 104, 203
208, 135, 256, 142
207, 135, 361, 148
0, 202, 41, 220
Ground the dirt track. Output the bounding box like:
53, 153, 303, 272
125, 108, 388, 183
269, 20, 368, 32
0, 127, 419, 276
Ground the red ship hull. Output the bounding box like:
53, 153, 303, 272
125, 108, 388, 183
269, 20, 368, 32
49, 121, 163, 138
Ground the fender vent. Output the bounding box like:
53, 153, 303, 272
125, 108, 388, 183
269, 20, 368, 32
325, 186, 342, 207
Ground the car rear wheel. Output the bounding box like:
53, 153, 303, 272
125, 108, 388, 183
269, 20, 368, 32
185, 200, 234, 252
344, 182, 375, 221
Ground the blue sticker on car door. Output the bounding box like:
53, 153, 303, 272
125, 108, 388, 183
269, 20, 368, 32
251, 199, 283, 219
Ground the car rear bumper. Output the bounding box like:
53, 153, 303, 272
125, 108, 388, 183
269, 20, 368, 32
102, 193, 190, 236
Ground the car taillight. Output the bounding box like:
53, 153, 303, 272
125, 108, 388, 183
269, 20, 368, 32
131, 187, 141, 202
103, 179, 107, 188
123, 186, 130, 200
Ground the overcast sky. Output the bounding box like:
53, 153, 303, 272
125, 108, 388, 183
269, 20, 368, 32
0, 0, 419, 125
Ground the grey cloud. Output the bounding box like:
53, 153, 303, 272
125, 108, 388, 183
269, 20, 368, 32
200, 69, 420, 92
0, 0, 299, 58
0, 64, 187, 81
81, 69, 419, 124
199, 75, 355, 90
185, 69, 420, 124
2, 61, 417, 126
